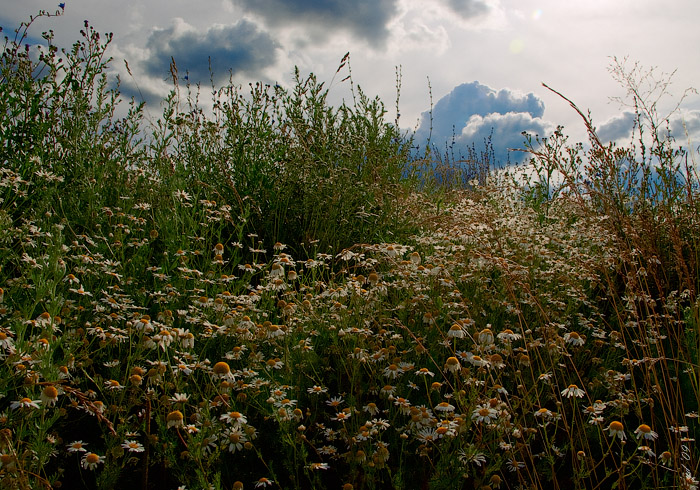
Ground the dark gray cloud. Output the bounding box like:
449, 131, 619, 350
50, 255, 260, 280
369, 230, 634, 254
142, 19, 279, 83
414, 81, 551, 164
597, 111, 635, 142
233, 0, 400, 44
669, 110, 700, 141
116, 76, 168, 109
442, 0, 491, 19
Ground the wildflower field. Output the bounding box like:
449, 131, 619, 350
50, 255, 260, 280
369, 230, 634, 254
1, 9, 698, 490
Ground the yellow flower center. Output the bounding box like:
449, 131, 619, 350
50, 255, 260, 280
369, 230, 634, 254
85, 453, 100, 464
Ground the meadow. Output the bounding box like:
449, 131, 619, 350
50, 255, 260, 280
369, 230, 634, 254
0, 9, 698, 490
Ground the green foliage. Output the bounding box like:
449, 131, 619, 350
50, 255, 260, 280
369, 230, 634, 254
0, 10, 147, 234
150, 59, 419, 259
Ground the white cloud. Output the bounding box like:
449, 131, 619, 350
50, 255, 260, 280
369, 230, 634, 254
413, 81, 554, 164
388, 20, 450, 55
458, 112, 554, 161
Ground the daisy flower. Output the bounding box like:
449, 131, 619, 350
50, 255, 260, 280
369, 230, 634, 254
307, 385, 327, 395
104, 379, 124, 391
466, 354, 488, 368
224, 427, 247, 453
326, 396, 344, 408
212, 361, 234, 380
471, 405, 498, 424
444, 357, 461, 374
497, 329, 521, 343
0, 331, 15, 352
383, 363, 402, 379
409, 252, 421, 265
331, 411, 351, 422
607, 421, 626, 440
363, 403, 380, 416
170, 393, 190, 403
415, 367, 434, 377
506, 459, 525, 472
660, 450, 673, 466
220, 411, 247, 426
447, 324, 466, 339
634, 424, 658, 441
435, 401, 455, 413
66, 441, 88, 453
81, 452, 105, 470
458, 449, 486, 466
10, 398, 41, 410
166, 410, 185, 428
638, 445, 656, 458
254, 477, 274, 488
561, 384, 585, 398
477, 328, 494, 345
380, 385, 396, 397
121, 440, 145, 453
40, 385, 60, 407
563, 331, 585, 346
174, 190, 191, 202
416, 428, 439, 443
535, 408, 554, 419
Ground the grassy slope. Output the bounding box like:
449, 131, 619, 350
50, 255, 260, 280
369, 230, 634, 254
0, 11, 698, 490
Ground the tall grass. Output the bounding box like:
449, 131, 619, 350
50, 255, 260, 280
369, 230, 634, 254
0, 10, 698, 490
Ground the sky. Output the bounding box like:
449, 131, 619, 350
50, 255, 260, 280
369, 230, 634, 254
3, 0, 700, 165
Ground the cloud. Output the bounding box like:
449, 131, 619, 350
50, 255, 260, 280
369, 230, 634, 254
418, 81, 544, 137
232, 0, 400, 45
457, 112, 554, 162
391, 21, 450, 54
441, 0, 491, 19
669, 110, 700, 142
141, 18, 279, 84
596, 109, 700, 145
597, 111, 635, 143
413, 81, 552, 164
116, 74, 169, 109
